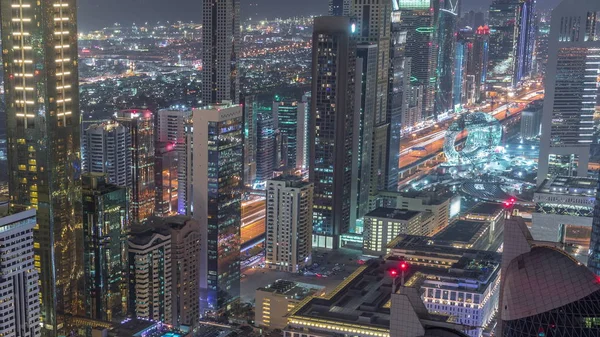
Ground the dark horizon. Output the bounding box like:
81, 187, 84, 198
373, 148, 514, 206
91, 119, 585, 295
78, 0, 562, 32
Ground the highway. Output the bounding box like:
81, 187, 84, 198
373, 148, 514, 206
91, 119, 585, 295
398, 90, 544, 170
241, 198, 266, 244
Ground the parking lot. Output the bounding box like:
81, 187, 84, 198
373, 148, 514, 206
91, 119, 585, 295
240, 247, 364, 303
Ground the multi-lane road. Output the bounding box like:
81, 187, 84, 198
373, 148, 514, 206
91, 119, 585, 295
398, 90, 544, 170
241, 198, 266, 244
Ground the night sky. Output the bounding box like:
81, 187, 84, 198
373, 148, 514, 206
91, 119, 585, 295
78, 0, 563, 32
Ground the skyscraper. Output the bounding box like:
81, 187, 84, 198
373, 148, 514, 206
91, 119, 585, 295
487, 0, 534, 90
329, 0, 351, 16
387, 9, 410, 190
83, 121, 131, 187
0, 0, 82, 333
435, 0, 459, 115
82, 173, 128, 321
202, 0, 240, 104
310, 16, 356, 249
468, 25, 490, 103
589, 172, 600, 275
0, 210, 41, 337
155, 142, 178, 216
265, 176, 314, 273
350, 0, 392, 200
116, 109, 155, 224
355, 44, 377, 223
242, 95, 257, 186
537, 0, 600, 185
397, 0, 438, 121
273, 99, 303, 169
256, 113, 276, 183
192, 102, 243, 313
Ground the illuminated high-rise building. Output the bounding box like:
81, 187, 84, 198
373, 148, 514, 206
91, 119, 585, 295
242, 95, 257, 186
388, 8, 410, 190
82, 173, 128, 321
0, 0, 82, 333
155, 142, 178, 216
191, 102, 243, 313
488, 0, 535, 90
397, 0, 438, 121
435, 0, 459, 115
355, 44, 377, 222
273, 99, 308, 170
350, 0, 392, 200
83, 121, 131, 187
116, 109, 155, 224
468, 25, 490, 103
202, 0, 240, 104
0, 210, 41, 337
329, 0, 351, 16
256, 112, 276, 183
535, 13, 551, 76
310, 16, 357, 249
537, 0, 600, 185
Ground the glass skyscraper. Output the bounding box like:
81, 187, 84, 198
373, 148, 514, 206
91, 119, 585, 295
82, 173, 128, 321
192, 103, 243, 314
435, 0, 459, 115
0, 0, 82, 334
310, 16, 356, 248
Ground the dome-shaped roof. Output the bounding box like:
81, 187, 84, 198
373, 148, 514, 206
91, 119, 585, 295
502, 246, 600, 321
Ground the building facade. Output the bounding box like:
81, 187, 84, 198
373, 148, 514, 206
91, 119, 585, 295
116, 109, 155, 224
363, 208, 422, 256
1, 0, 83, 332
242, 95, 257, 186
201, 0, 240, 104
487, 0, 520, 90
83, 121, 131, 187
82, 173, 128, 321
0, 210, 41, 337
537, 0, 600, 185
310, 16, 357, 249
192, 102, 243, 313
155, 142, 178, 216
265, 176, 314, 272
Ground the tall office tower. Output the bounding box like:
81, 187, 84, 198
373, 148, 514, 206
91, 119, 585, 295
116, 110, 155, 224
192, 102, 243, 313
82, 173, 128, 321
179, 120, 194, 215
155, 142, 178, 216
83, 121, 131, 187
0, 0, 82, 332
487, 0, 534, 90
273, 99, 304, 170
350, 0, 392, 200
589, 176, 600, 276
256, 114, 276, 183
535, 13, 551, 76
264, 176, 314, 272
387, 9, 410, 191
310, 16, 356, 249
296, 94, 310, 172
329, 0, 351, 16
514, 0, 536, 85
156, 109, 191, 214
354, 44, 377, 223
468, 25, 490, 103
0, 210, 41, 337
435, 0, 459, 115
537, 0, 600, 186
202, 0, 240, 104
453, 28, 471, 109
397, 0, 439, 121
242, 95, 257, 186
129, 216, 201, 327
156, 109, 191, 144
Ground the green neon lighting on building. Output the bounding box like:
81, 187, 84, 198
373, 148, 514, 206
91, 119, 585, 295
416, 26, 435, 33
397, 0, 431, 10
410, 76, 418, 82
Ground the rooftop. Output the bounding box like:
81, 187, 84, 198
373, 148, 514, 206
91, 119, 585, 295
465, 202, 504, 217
366, 208, 421, 221
129, 215, 195, 246
537, 175, 597, 197
433, 220, 486, 244
380, 187, 455, 205
258, 279, 323, 300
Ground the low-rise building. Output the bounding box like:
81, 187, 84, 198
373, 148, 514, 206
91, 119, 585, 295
377, 187, 459, 236
255, 280, 323, 330
363, 208, 426, 256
